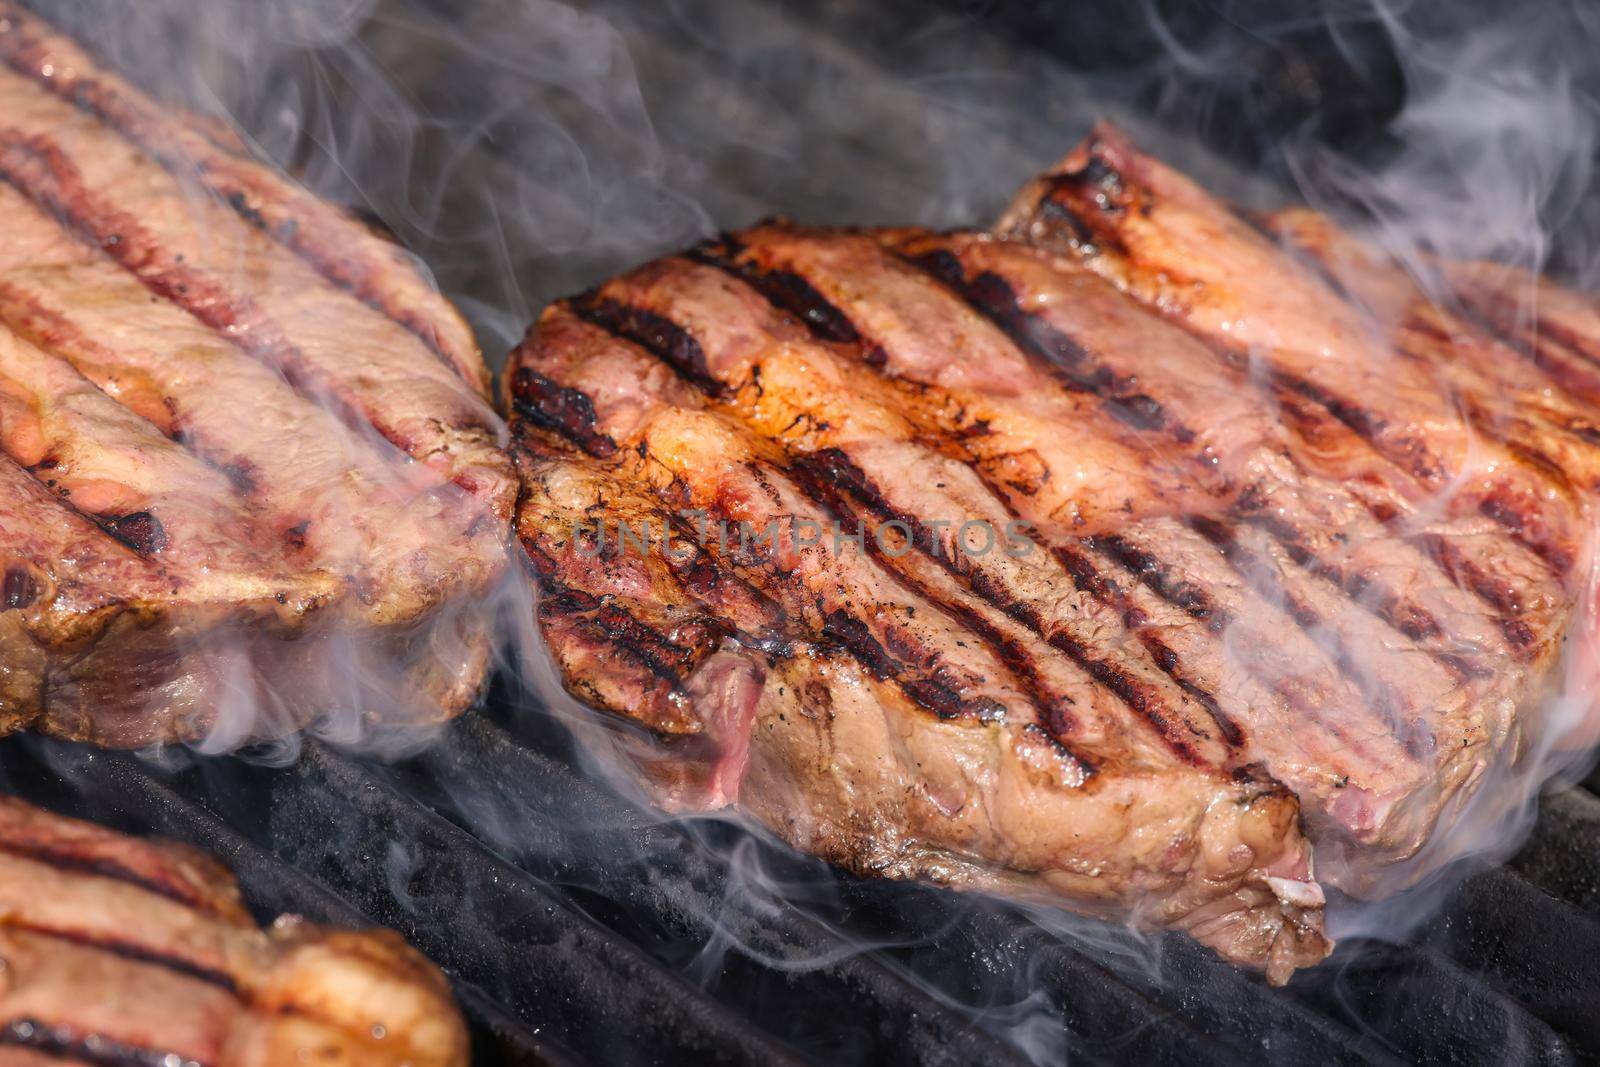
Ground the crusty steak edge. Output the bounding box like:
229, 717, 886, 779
0, 6, 515, 745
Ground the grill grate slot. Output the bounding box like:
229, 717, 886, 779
1286, 940, 1575, 1066
1418, 868, 1600, 1053
1511, 788, 1600, 915
0, 690, 1596, 1065
0, 733, 795, 1066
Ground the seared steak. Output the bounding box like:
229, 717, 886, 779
0, 6, 514, 745
507, 124, 1600, 981
0, 795, 467, 1066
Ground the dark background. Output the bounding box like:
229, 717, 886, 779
38, 0, 1600, 365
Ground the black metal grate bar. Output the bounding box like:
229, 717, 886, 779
397, 713, 1043, 1066
0, 735, 799, 1067
2, 695, 1598, 1066
410, 706, 1384, 1064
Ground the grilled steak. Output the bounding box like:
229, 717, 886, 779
0, 795, 468, 1066
507, 123, 1600, 982
0, 6, 514, 745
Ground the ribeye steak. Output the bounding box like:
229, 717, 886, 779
0, 6, 515, 746
506, 122, 1600, 981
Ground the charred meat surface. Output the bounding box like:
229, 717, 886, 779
0, 794, 469, 1067
0, 6, 514, 745
508, 126, 1600, 983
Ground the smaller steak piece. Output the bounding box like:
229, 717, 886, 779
0, 6, 514, 744
0, 795, 468, 1067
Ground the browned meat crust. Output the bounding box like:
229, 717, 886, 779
508, 126, 1600, 981
0, 3, 487, 400
998, 123, 1584, 576
0, 7, 513, 744
0, 796, 468, 1067
506, 262, 1332, 982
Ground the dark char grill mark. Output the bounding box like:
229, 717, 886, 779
1038, 171, 1132, 258
0, 279, 266, 510
580, 247, 1468, 769
1050, 134, 1573, 581
1543, 409, 1600, 448
1417, 533, 1538, 652
837, 236, 1510, 758
1238, 513, 1467, 658
1085, 534, 1225, 633
676, 247, 1225, 763
1522, 309, 1600, 372
586, 597, 701, 685
0, 127, 474, 502
1273, 387, 1547, 661
892, 242, 1444, 746
1476, 484, 1573, 574
689, 239, 891, 365
1267, 532, 1483, 678
1443, 283, 1600, 371
803, 448, 1208, 764
690, 237, 862, 344
903, 250, 1187, 438
820, 609, 981, 723
523, 547, 703, 698
1212, 226, 1574, 576
1280, 232, 1600, 463
1204, 303, 1566, 576
1191, 518, 1317, 630
0, 841, 212, 917
908, 239, 1529, 680
510, 366, 618, 458
22, 924, 238, 995
1073, 530, 1387, 751
572, 292, 1072, 743
1, 1017, 206, 1067
1188, 516, 1425, 759
0, 809, 248, 984
519, 469, 792, 708
1477, 307, 1600, 396
1051, 541, 1244, 752
1260, 219, 1556, 510
781, 460, 1032, 732
660, 517, 793, 656
785, 457, 1093, 755
0, 24, 468, 382
570, 294, 725, 396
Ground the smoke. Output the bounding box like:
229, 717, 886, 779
1106, 0, 1600, 953
10, 0, 1600, 1061
1285, 1, 1600, 281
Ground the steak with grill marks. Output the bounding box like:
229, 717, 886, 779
508, 123, 1600, 982
0, 796, 468, 1066
0, 7, 514, 745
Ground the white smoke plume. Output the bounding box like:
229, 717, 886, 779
14, 0, 1600, 1061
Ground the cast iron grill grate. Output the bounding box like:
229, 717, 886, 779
0, 682, 1596, 1066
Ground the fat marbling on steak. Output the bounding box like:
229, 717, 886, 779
0, 795, 467, 1066
0, 5, 515, 745
506, 126, 1599, 981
